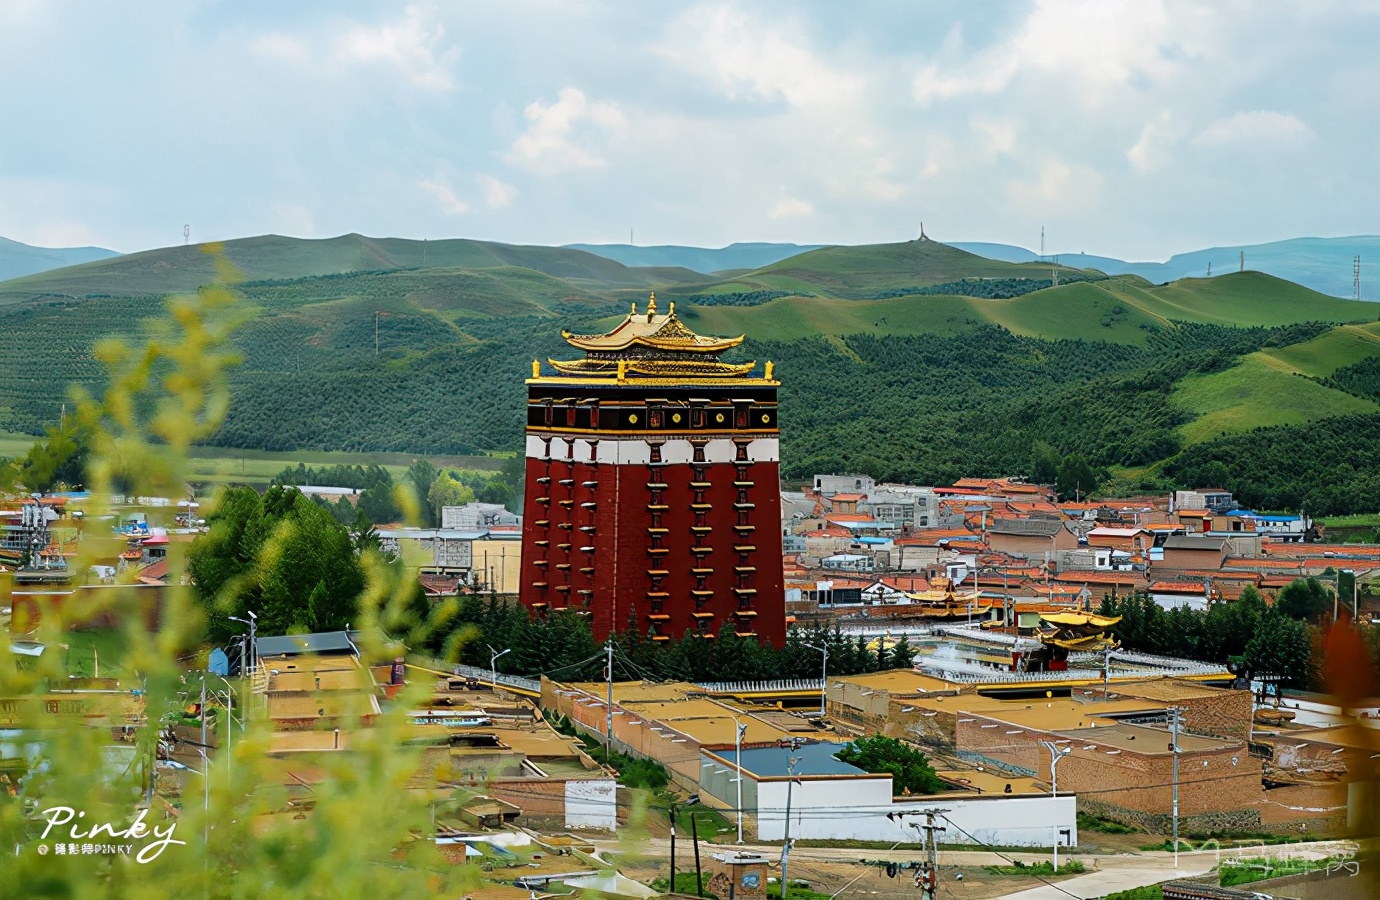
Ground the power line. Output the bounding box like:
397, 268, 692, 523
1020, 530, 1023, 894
938, 814, 1084, 900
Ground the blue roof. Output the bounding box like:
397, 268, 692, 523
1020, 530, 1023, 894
855, 537, 890, 544
732, 742, 865, 778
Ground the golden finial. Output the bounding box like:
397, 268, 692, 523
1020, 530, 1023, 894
669, 300, 675, 315
630, 300, 637, 316
646, 292, 657, 320
532, 359, 540, 378
765, 360, 775, 380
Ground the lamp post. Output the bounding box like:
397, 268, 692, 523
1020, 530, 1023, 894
1038, 740, 1071, 797
228, 611, 257, 677
734, 720, 748, 844
801, 642, 828, 717
488, 644, 510, 690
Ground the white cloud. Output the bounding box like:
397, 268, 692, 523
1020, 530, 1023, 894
419, 178, 468, 215
768, 198, 815, 219
509, 88, 625, 173
659, 5, 864, 110
335, 5, 459, 90
1127, 111, 1183, 173
250, 6, 459, 90
1008, 160, 1103, 215
477, 174, 517, 209
913, 0, 1195, 107
1193, 111, 1314, 146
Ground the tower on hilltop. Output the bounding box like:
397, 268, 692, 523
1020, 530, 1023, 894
519, 293, 786, 647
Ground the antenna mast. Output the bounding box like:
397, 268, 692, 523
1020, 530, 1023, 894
1040, 226, 1045, 261
1239, 250, 1244, 272
1356, 255, 1362, 301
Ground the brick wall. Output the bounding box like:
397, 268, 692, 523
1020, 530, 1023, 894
1112, 683, 1254, 743
956, 714, 1265, 831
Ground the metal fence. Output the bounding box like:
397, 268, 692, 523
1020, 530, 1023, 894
696, 678, 825, 693
405, 654, 542, 693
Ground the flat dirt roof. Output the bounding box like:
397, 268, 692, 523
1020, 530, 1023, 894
1053, 722, 1235, 754
1111, 678, 1233, 702
564, 680, 699, 703
936, 768, 1044, 795
833, 669, 958, 695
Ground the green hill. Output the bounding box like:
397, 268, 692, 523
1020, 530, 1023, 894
0, 233, 711, 303
5, 235, 1380, 513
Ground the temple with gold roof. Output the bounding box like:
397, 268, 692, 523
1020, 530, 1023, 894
517, 294, 786, 646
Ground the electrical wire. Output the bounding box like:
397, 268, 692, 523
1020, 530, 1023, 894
936, 813, 1084, 900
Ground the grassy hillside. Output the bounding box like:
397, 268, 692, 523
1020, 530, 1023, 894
1172, 354, 1378, 443
5, 235, 1380, 512
0, 233, 709, 303
0, 236, 120, 282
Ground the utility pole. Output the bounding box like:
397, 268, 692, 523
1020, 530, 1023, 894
669, 800, 678, 893
488, 644, 510, 690
780, 738, 804, 900
1103, 644, 1113, 700
915, 809, 947, 900
735, 720, 748, 844
1170, 707, 1181, 869
691, 812, 704, 897
605, 637, 615, 756
801, 642, 828, 717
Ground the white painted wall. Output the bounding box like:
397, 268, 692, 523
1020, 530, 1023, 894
754, 777, 1076, 847
565, 779, 618, 831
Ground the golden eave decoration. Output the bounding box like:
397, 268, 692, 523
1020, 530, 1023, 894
560, 292, 745, 354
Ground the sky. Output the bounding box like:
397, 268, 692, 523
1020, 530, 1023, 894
2, 0, 1378, 259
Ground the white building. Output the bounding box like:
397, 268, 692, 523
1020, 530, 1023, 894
698, 742, 1076, 847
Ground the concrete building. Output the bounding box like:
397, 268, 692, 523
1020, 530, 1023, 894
956, 714, 1263, 833
986, 518, 1077, 560
1161, 535, 1230, 570
441, 502, 520, 531
813, 474, 875, 497
697, 741, 1077, 846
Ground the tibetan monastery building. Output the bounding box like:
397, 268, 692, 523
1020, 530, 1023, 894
518, 294, 786, 646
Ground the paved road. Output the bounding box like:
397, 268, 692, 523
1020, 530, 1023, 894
594, 837, 1362, 900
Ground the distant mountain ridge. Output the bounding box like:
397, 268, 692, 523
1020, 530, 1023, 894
564, 242, 823, 274
0, 236, 119, 282
952, 236, 1380, 299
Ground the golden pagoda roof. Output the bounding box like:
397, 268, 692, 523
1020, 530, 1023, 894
560, 293, 744, 354
1040, 612, 1121, 628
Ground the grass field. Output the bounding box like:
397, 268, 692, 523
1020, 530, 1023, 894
1260, 321, 1380, 376
2, 429, 504, 487
65, 629, 131, 678
1172, 354, 1377, 444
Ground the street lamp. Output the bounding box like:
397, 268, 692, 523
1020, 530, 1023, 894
801, 642, 828, 717
734, 720, 748, 844
1039, 740, 1071, 797
488, 644, 510, 689
228, 611, 257, 677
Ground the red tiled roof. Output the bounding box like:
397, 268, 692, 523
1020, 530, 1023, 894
1053, 571, 1148, 586
1149, 581, 1207, 593
138, 560, 170, 583
829, 493, 866, 502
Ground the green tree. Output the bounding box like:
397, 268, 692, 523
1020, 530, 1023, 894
406, 459, 441, 524
1029, 441, 1060, 486
189, 485, 365, 639
1276, 578, 1331, 622
835, 735, 945, 796
19, 422, 91, 491
1056, 453, 1100, 501
428, 471, 475, 515
890, 636, 916, 669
